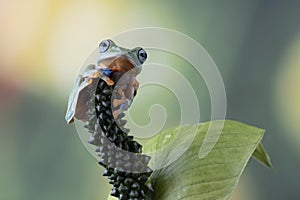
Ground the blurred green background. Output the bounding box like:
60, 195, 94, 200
1, 0, 300, 199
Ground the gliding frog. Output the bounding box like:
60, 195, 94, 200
65, 39, 147, 124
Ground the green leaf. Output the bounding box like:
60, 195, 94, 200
252, 142, 272, 168
143, 120, 269, 200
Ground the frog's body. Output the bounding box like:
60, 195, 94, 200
65, 40, 147, 124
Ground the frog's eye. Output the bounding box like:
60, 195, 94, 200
137, 48, 147, 64
99, 40, 110, 53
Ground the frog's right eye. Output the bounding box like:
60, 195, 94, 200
137, 48, 147, 64
99, 40, 110, 53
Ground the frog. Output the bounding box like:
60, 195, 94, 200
65, 39, 147, 124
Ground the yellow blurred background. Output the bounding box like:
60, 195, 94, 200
1, 0, 300, 199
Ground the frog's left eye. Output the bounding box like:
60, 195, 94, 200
99, 40, 111, 53
137, 48, 147, 64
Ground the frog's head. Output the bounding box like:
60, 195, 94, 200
96, 39, 147, 77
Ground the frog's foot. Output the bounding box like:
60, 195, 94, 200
113, 98, 128, 108
82, 68, 100, 79
102, 76, 114, 86
113, 110, 120, 119
113, 88, 130, 107
112, 88, 131, 118
113, 97, 130, 113
112, 102, 129, 119
86, 79, 93, 85
82, 65, 100, 78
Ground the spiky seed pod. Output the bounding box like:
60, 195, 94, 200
83, 79, 154, 200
